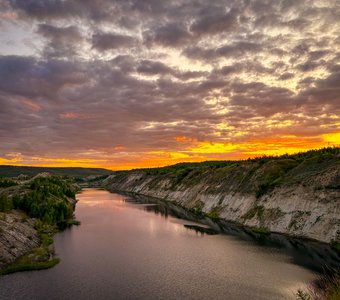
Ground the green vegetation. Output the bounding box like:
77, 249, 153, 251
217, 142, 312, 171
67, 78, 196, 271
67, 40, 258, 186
189, 206, 204, 217
134, 146, 339, 175
206, 207, 221, 220
0, 178, 17, 188
0, 220, 58, 276
242, 205, 265, 220
12, 176, 76, 226
250, 226, 270, 234
115, 146, 340, 198
0, 175, 80, 275
0, 165, 112, 178
135, 161, 235, 175
0, 256, 60, 276
297, 268, 340, 300
242, 205, 284, 224
330, 240, 340, 252
0, 193, 13, 212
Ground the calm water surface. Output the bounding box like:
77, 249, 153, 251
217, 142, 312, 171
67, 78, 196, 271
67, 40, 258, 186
0, 189, 324, 299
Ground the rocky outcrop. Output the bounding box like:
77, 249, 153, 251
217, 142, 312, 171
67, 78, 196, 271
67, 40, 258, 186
103, 153, 340, 244
0, 211, 40, 269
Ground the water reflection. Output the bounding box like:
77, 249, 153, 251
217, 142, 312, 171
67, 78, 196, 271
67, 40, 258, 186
0, 189, 337, 300
124, 192, 340, 273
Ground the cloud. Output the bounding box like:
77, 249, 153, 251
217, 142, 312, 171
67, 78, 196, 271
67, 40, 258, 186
9, 0, 77, 20
183, 41, 262, 61
190, 9, 237, 36
37, 24, 83, 42
0, 0, 339, 167
37, 24, 84, 57
21, 99, 41, 111
0, 56, 86, 98
143, 22, 191, 47
92, 32, 136, 51
137, 60, 174, 76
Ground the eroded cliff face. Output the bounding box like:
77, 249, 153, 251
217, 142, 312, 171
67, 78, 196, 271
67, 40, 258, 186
103, 156, 340, 244
0, 211, 40, 269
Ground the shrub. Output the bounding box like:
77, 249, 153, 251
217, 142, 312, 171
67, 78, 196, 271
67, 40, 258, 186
0, 193, 13, 212
13, 176, 76, 225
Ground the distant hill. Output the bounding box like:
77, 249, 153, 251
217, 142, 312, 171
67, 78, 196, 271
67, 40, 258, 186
0, 165, 113, 178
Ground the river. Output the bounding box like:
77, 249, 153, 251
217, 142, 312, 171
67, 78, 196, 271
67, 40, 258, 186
1, 188, 336, 299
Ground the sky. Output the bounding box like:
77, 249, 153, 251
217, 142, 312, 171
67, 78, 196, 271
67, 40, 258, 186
0, 0, 339, 170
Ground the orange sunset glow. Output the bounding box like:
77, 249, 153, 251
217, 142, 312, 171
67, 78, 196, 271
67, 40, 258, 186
0, 1, 339, 170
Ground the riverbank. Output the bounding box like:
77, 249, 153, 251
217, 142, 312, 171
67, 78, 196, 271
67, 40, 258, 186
0, 174, 80, 275
0, 212, 59, 275
102, 147, 340, 245
0, 189, 321, 300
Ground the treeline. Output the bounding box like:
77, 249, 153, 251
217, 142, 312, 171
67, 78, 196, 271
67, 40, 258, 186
0, 193, 13, 212
130, 146, 339, 175
0, 178, 17, 188
0, 176, 76, 226
0, 166, 112, 178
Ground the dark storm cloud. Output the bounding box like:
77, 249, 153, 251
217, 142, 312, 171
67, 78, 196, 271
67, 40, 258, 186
110, 55, 136, 73
37, 24, 84, 58
137, 60, 174, 76
143, 23, 191, 47
183, 41, 262, 61
9, 0, 121, 22
37, 24, 83, 42
142, 6, 238, 48
299, 70, 340, 112
189, 9, 237, 36
136, 60, 208, 80
92, 33, 136, 50
227, 81, 295, 118
0, 56, 86, 98
9, 0, 77, 20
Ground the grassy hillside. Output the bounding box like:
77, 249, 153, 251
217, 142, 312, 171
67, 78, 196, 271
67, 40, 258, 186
134, 146, 339, 174
0, 165, 113, 178
112, 147, 340, 198
104, 146, 340, 245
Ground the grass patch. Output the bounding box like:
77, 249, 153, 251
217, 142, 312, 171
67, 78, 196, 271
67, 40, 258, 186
0, 257, 59, 275
66, 219, 81, 226
242, 205, 264, 220
250, 226, 270, 234
189, 206, 204, 217
40, 233, 53, 247
206, 211, 220, 220
57, 218, 81, 229
206, 209, 220, 220
331, 240, 340, 252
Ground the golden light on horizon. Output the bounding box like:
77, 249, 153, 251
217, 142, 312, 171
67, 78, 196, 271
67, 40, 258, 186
1, 131, 338, 171
0, 0, 339, 172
